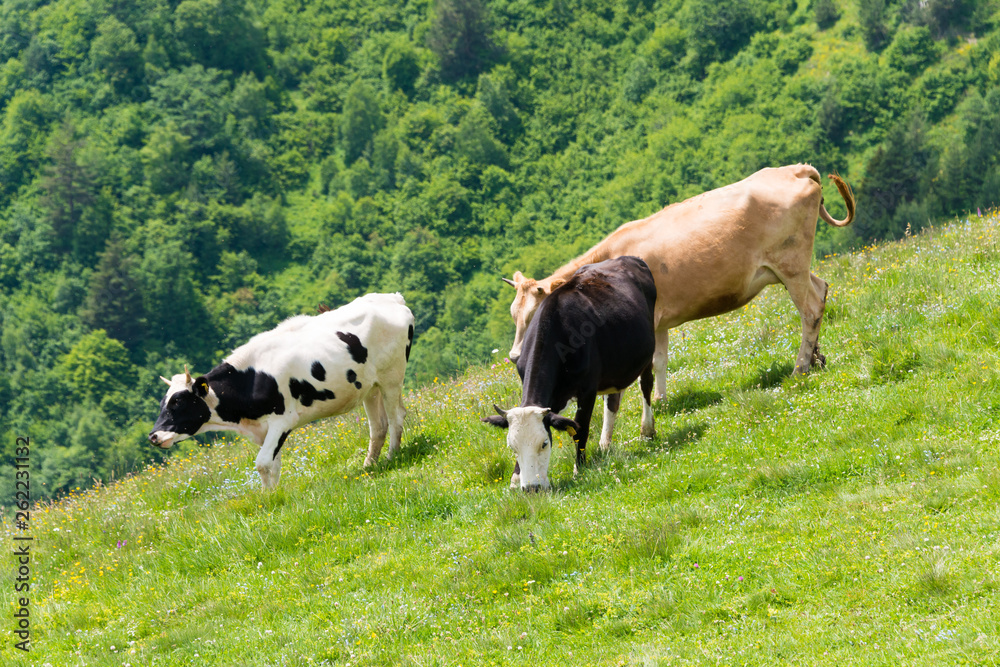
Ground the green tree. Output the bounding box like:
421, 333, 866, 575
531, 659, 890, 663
82, 238, 147, 351
138, 232, 216, 361
884, 26, 937, 76
148, 65, 231, 154
815, 0, 840, 29
57, 330, 136, 404
89, 16, 144, 97
141, 122, 191, 194
858, 0, 891, 51
0, 88, 50, 201
341, 80, 382, 165
683, 0, 765, 72
173, 0, 267, 74
475, 72, 521, 144
454, 104, 507, 169
622, 57, 655, 103
857, 112, 933, 240
383, 38, 421, 96
427, 0, 499, 82
39, 118, 99, 255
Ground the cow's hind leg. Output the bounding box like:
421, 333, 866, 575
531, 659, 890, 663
787, 273, 829, 374
362, 389, 389, 467
380, 382, 406, 460
639, 363, 656, 438
652, 327, 669, 401
599, 393, 621, 452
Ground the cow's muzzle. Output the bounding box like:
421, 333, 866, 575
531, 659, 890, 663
520, 483, 548, 494
148, 432, 172, 449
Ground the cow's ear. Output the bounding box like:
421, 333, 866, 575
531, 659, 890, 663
192, 376, 209, 398
481, 415, 509, 429
549, 279, 565, 291
545, 413, 580, 438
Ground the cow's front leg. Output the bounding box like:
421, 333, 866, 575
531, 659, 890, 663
255, 427, 291, 490
572, 393, 597, 476
599, 393, 621, 452
639, 363, 656, 439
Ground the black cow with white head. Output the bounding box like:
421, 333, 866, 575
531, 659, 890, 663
482, 256, 657, 491
150, 293, 415, 489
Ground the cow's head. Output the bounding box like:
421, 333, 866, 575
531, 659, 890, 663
148, 366, 214, 449
482, 405, 579, 492
503, 272, 564, 362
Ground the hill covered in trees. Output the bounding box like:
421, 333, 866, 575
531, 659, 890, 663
1, 0, 999, 498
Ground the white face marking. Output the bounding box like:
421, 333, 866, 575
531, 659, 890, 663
504, 407, 553, 491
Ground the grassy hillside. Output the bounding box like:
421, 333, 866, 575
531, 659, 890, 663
3, 210, 999, 665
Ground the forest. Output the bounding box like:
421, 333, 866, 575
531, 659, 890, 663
0, 0, 998, 499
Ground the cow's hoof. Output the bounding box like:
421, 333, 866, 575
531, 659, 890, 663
641, 427, 656, 439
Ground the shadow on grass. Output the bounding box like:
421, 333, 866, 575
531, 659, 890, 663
553, 421, 709, 494
372, 431, 442, 472
741, 361, 795, 391
661, 421, 708, 453
657, 389, 724, 416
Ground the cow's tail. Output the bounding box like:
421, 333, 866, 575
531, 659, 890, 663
819, 173, 855, 228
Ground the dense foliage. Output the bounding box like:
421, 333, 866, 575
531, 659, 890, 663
1, 0, 998, 498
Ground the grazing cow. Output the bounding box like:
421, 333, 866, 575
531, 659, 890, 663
149, 293, 415, 489
505, 164, 856, 399
483, 256, 657, 491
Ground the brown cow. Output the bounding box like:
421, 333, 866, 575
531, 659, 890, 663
504, 164, 855, 400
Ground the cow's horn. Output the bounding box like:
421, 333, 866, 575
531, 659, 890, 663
184, 365, 192, 384
493, 404, 508, 417
501, 276, 516, 288
160, 376, 172, 386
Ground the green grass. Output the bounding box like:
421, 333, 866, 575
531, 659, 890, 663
4, 212, 1000, 666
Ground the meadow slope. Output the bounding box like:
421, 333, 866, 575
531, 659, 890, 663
3, 211, 999, 666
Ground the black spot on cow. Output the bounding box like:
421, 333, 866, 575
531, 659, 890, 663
346, 369, 363, 390
346, 369, 357, 383
204, 363, 285, 424
289, 378, 336, 407
406, 324, 414, 361
273, 430, 291, 460
337, 331, 368, 364
311, 361, 326, 382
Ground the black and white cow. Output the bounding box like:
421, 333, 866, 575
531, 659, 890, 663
149, 293, 415, 489
482, 256, 657, 491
